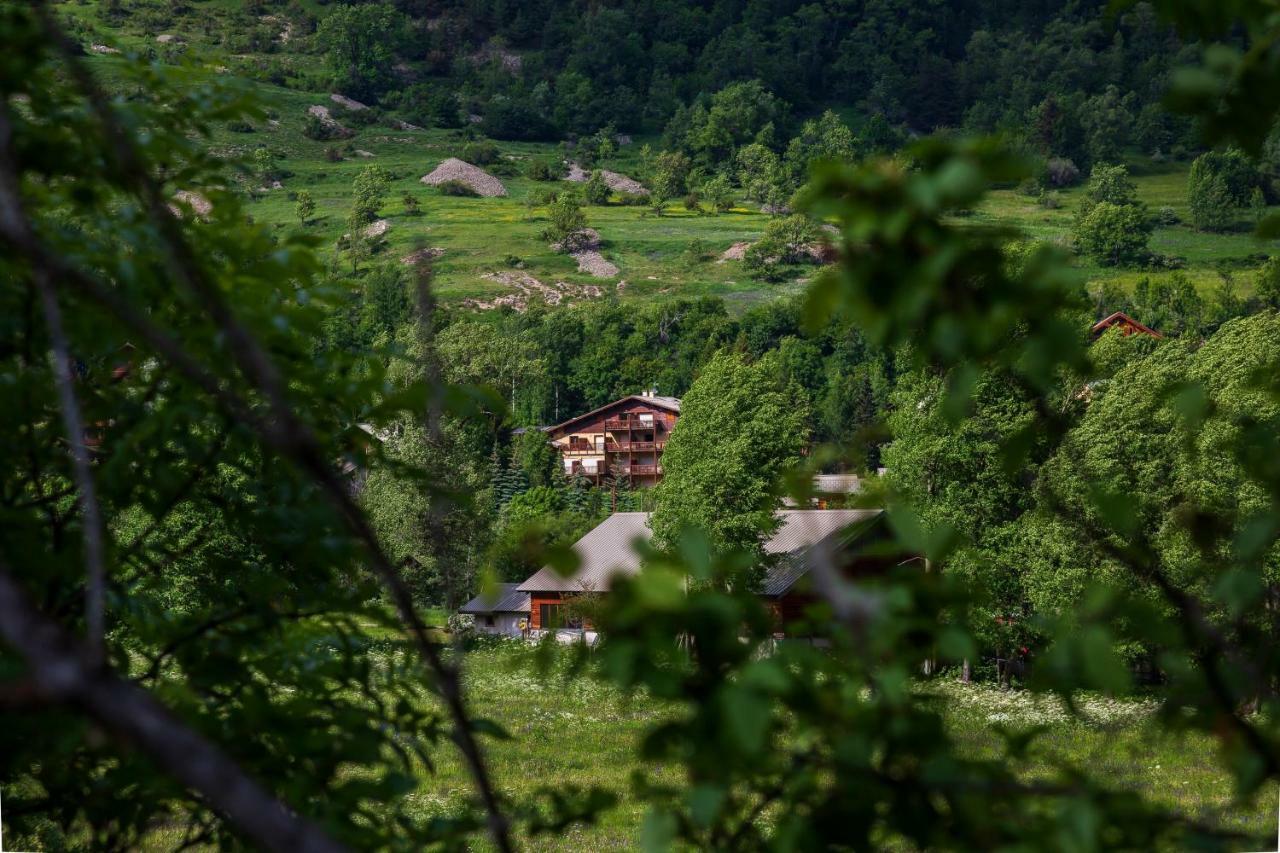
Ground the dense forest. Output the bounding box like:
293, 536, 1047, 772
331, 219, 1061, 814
88, 0, 1199, 160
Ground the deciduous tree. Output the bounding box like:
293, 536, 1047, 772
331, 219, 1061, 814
650, 350, 809, 564
315, 3, 406, 101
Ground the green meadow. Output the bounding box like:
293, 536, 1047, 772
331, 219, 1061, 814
379, 643, 1277, 849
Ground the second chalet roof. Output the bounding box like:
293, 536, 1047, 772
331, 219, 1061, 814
459, 583, 530, 614
517, 509, 882, 594
1091, 311, 1163, 338
543, 394, 681, 436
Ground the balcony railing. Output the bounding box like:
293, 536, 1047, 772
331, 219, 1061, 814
606, 440, 666, 452
619, 464, 662, 476
563, 445, 602, 455
603, 417, 659, 430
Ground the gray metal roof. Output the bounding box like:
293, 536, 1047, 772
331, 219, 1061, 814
542, 394, 681, 436
761, 511, 885, 595
517, 509, 882, 594
459, 583, 531, 614
518, 513, 650, 593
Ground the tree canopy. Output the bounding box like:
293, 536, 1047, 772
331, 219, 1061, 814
650, 350, 810, 563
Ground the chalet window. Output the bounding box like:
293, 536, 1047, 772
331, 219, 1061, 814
483, 615, 494, 627
539, 604, 582, 630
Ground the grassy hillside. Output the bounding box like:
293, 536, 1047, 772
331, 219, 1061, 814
978, 168, 1276, 296
70, 41, 1278, 313
209, 70, 1280, 309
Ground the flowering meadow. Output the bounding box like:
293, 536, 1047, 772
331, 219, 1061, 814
392, 643, 1277, 849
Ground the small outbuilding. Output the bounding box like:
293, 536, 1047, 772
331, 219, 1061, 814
458, 583, 530, 636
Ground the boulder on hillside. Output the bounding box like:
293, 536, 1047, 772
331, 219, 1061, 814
552, 227, 600, 253
168, 190, 212, 219
564, 165, 649, 196
716, 241, 751, 263
307, 105, 353, 138
341, 219, 391, 243
400, 247, 445, 265
573, 250, 618, 278
420, 158, 507, 197
330, 93, 369, 112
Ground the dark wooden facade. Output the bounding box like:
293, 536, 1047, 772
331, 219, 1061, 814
544, 393, 680, 486
528, 591, 578, 631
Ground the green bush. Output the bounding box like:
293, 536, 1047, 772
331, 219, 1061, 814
487, 158, 521, 177
583, 171, 610, 205
1188, 149, 1257, 232
462, 141, 500, 166
1074, 201, 1152, 266
526, 157, 565, 181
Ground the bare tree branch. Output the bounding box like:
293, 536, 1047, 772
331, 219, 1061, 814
5, 135, 108, 664
0, 560, 349, 853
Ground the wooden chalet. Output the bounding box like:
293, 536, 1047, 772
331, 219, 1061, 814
543, 390, 680, 486
514, 509, 903, 636
1091, 311, 1162, 339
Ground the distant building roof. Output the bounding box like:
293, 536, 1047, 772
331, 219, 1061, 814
1091, 311, 1162, 339
782, 474, 868, 506
517, 509, 883, 595
543, 393, 681, 437
812, 474, 864, 493
459, 583, 531, 614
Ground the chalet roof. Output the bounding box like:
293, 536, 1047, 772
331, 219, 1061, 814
543, 394, 681, 437
1091, 311, 1163, 339
519, 513, 650, 593
459, 583, 531, 614
517, 509, 882, 594
782, 474, 868, 506
761, 512, 885, 595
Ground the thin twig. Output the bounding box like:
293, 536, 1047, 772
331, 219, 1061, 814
20, 197, 107, 665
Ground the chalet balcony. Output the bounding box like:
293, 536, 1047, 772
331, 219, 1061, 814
606, 440, 666, 452
619, 464, 663, 476
563, 445, 602, 455
603, 417, 660, 430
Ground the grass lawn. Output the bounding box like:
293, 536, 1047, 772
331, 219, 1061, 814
397, 643, 1278, 849
976, 166, 1278, 298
